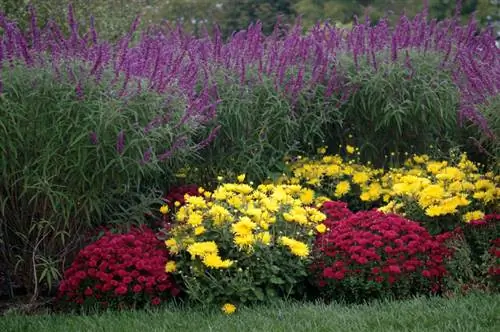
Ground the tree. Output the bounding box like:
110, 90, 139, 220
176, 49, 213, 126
220, 0, 296, 36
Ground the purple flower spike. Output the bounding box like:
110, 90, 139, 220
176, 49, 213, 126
89, 131, 99, 145
116, 130, 125, 155
140, 147, 153, 165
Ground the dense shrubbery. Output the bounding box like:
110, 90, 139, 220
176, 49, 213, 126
57, 226, 179, 310
310, 209, 451, 303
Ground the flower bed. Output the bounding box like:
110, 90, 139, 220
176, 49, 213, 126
57, 226, 179, 310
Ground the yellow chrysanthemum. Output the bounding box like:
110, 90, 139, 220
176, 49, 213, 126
463, 210, 485, 223
299, 188, 315, 205
165, 238, 179, 254
222, 303, 236, 315
165, 261, 177, 273
194, 226, 206, 235
279, 236, 309, 258
334, 181, 350, 197
315, 224, 327, 233
234, 234, 255, 248
232, 217, 257, 235
256, 232, 271, 245
202, 254, 233, 269
187, 241, 218, 259
188, 213, 204, 227
160, 205, 169, 214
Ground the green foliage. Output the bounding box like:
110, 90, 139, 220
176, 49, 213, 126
0, 64, 203, 295
192, 75, 321, 184
221, 0, 296, 35
442, 231, 499, 295
466, 95, 500, 172
327, 51, 462, 167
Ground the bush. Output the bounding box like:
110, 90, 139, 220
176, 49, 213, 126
0, 10, 217, 295
439, 226, 499, 295
57, 226, 179, 311
164, 182, 329, 305
311, 210, 451, 303
284, 150, 500, 234
331, 51, 462, 166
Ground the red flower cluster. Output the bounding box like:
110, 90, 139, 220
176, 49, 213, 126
57, 226, 179, 310
321, 201, 353, 228
311, 210, 451, 302
164, 184, 200, 208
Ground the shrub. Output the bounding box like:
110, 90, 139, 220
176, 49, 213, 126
164, 182, 329, 305
285, 149, 386, 212
284, 149, 499, 234
379, 154, 499, 234
439, 226, 499, 295
311, 210, 451, 303
332, 51, 462, 166
57, 226, 179, 311
0, 10, 217, 296
463, 214, 500, 267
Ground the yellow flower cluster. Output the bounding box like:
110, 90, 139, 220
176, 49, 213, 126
380, 154, 499, 218
279, 236, 309, 257
165, 182, 328, 270
284, 153, 385, 201
285, 151, 499, 221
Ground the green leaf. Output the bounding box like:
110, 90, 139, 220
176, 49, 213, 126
270, 276, 285, 285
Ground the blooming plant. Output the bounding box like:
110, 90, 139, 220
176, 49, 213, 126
379, 153, 499, 233
285, 149, 499, 234
164, 181, 328, 305
311, 210, 451, 303
57, 226, 179, 310
286, 149, 386, 212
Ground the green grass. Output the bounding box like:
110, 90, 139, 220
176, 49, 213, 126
1, 294, 499, 332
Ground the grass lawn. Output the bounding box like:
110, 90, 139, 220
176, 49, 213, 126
1, 293, 499, 332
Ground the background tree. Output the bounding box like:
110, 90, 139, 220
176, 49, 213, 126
220, 0, 296, 35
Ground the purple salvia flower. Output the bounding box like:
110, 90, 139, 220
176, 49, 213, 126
75, 80, 84, 99
116, 130, 125, 155
89, 131, 99, 145
4, 23, 15, 67
195, 125, 221, 150
391, 33, 398, 61
90, 16, 98, 44
29, 5, 40, 52
454, 0, 463, 21
140, 147, 153, 165
0, 38, 3, 68
90, 43, 103, 75
16, 31, 33, 66
67, 3, 79, 51
157, 136, 187, 161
